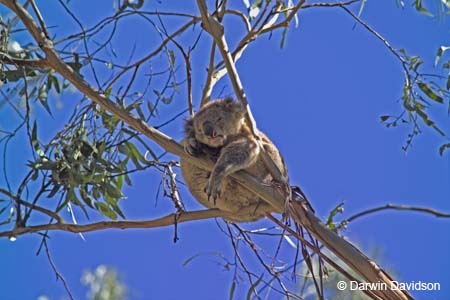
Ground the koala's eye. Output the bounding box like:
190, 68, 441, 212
217, 117, 222, 122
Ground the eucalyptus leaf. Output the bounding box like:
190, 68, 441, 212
246, 274, 264, 300
439, 143, 450, 156
435, 46, 450, 66
95, 202, 117, 220
417, 82, 443, 103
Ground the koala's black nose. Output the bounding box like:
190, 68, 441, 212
202, 121, 215, 137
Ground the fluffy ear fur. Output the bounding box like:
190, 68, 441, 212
223, 97, 234, 106
222, 97, 245, 115
184, 118, 194, 135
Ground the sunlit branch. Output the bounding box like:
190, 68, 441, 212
0, 209, 229, 238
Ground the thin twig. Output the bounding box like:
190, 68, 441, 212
0, 188, 64, 224
343, 204, 450, 225
43, 239, 75, 300
105, 18, 200, 91
267, 214, 382, 300
29, 0, 50, 39
299, 0, 360, 9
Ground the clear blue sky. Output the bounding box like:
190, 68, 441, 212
1, 1, 449, 300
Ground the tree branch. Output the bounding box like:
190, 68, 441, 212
1, 208, 229, 238
344, 204, 450, 225
0, 54, 48, 68
0, 188, 64, 224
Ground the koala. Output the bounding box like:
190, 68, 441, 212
180, 98, 287, 222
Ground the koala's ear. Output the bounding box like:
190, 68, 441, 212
232, 100, 246, 115
223, 97, 234, 105
222, 97, 235, 109
223, 97, 245, 112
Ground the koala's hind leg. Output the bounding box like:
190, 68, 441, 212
225, 200, 274, 222
205, 136, 259, 202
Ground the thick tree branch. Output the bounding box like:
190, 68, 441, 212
200, 41, 216, 107
1, 209, 229, 238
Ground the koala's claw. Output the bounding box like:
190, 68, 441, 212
205, 179, 222, 206
185, 138, 201, 156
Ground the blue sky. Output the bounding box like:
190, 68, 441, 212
1, 1, 449, 300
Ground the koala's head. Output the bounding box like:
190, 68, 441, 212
192, 98, 245, 148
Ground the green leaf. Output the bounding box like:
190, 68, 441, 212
380, 115, 390, 122
79, 188, 95, 208
229, 281, 236, 300
182, 252, 223, 267
416, 109, 433, 126
246, 274, 264, 300
439, 143, 450, 156
435, 46, 450, 66
431, 124, 445, 137
38, 83, 52, 116
31, 121, 46, 158
47, 184, 61, 198
182, 253, 202, 267
417, 82, 443, 103
31, 120, 38, 147
117, 175, 123, 189
153, 89, 162, 98
147, 101, 156, 114
162, 96, 173, 105
66, 188, 84, 208
124, 173, 132, 186
95, 202, 118, 220
168, 50, 175, 71
105, 183, 123, 199
105, 87, 112, 98
31, 169, 39, 181
415, 0, 433, 16
48, 74, 60, 94
412, 60, 424, 72
118, 143, 129, 155
92, 187, 100, 200
3, 69, 37, 82
136, 104, 146, 119
326, 202, 345, 231
127, 142, 148, 164
110, 202, 125, 219
280, 27, 288, 49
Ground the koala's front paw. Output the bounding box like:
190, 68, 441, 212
205, 176, 222, 205
184, 137, 201, 156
